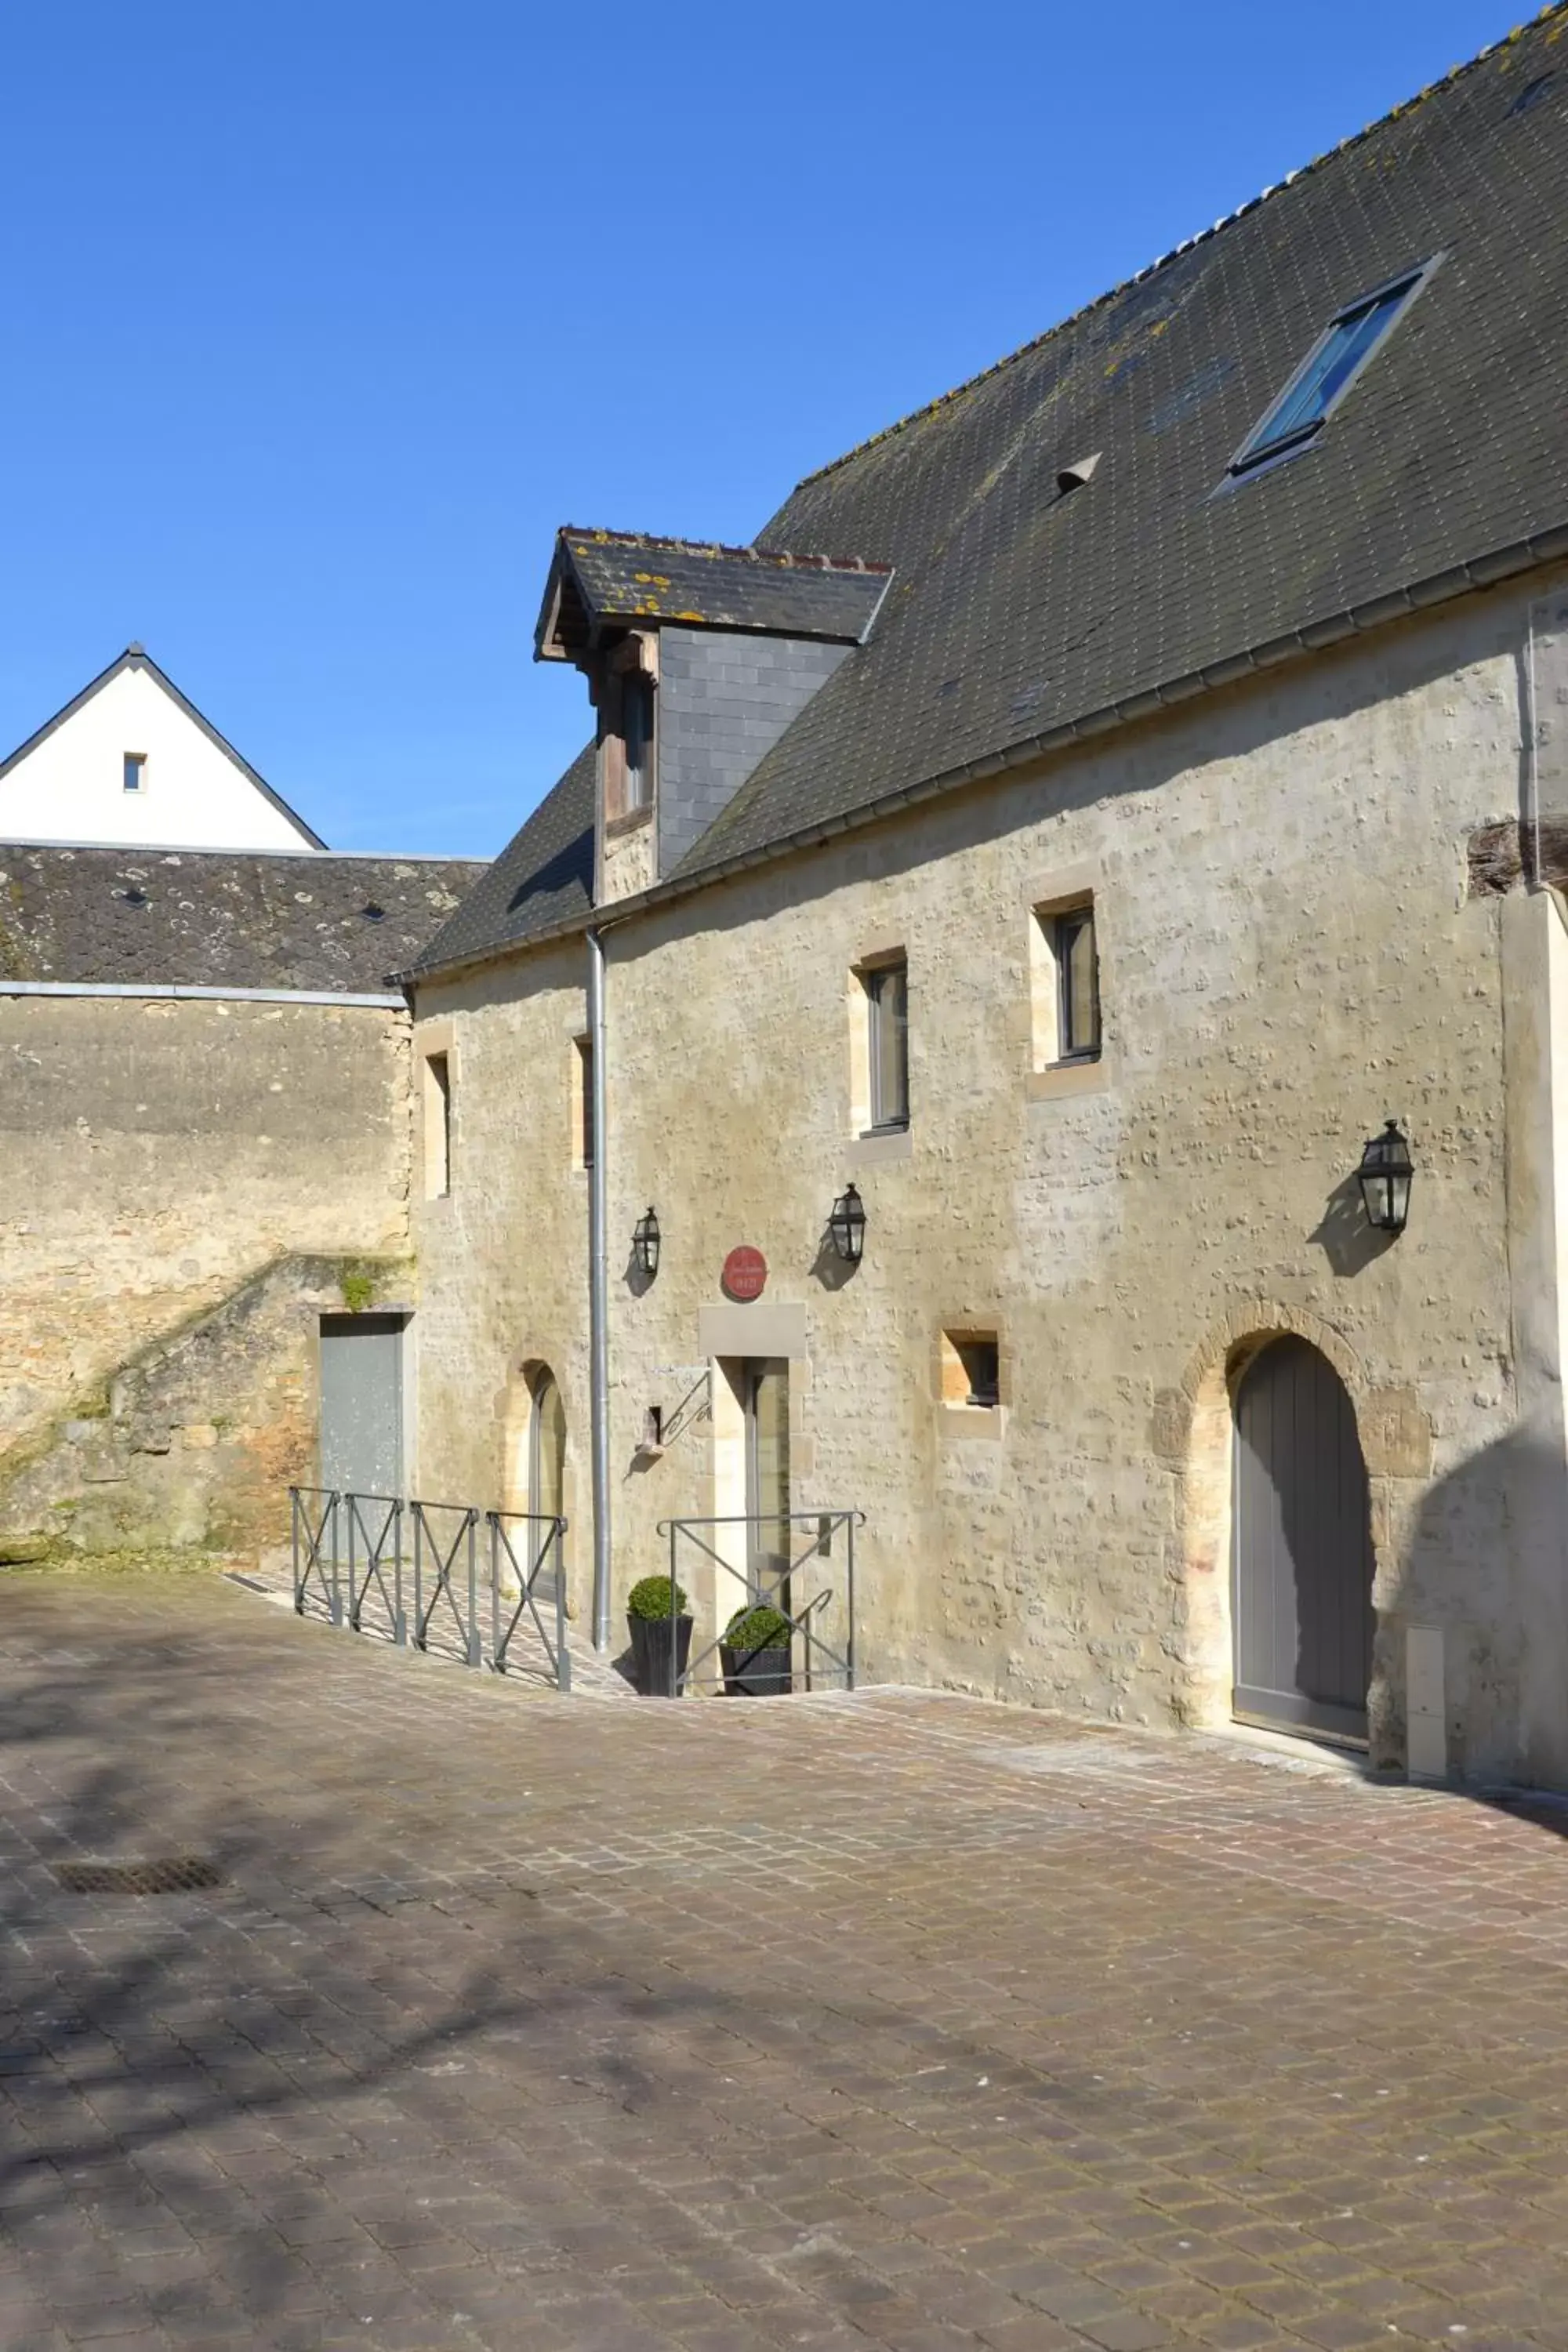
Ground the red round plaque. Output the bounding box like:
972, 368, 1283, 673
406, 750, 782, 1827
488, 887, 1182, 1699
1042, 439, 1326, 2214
721, 1245, 768, 1302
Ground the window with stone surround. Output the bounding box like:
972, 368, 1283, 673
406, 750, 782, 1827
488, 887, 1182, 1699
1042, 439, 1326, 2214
572, 1036, 594, 1171
1031, 893, 1100, 1069
422, 1051, 452, 1199
939, 1329, 1003, 1418
851, 952, 909, 1136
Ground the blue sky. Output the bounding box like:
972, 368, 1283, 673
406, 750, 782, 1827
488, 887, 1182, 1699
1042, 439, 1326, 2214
0, 2, 1531, 855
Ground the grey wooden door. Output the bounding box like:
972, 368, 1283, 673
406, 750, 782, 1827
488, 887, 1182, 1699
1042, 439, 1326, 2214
1232, 1336, 1373, 1743
319, 1315, 405, 1497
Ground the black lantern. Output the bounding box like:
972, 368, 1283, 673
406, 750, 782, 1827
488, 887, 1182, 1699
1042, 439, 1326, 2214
632, 1206, 661, 1280
828, 1182, 866, 1265
1356, 1120, 1414, 1236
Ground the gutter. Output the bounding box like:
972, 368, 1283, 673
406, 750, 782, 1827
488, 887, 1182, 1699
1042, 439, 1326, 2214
0, 979, 405, 1008
402, 519, 1568, 995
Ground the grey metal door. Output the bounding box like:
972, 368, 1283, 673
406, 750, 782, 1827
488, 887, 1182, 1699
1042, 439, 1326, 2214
319, 1315, 405, 1497
1232, 1336, 1373, 1743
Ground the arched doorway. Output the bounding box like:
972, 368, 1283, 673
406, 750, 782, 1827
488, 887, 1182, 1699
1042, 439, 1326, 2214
1232, 1336, 1374, 1744
528, 1368, 567, 1530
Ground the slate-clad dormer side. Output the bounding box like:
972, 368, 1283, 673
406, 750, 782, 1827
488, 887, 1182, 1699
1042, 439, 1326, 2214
655, 628, 854, 880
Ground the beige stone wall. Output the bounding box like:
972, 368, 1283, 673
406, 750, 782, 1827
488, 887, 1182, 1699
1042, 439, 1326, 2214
0, 995, 412, 1458
413, 576, 1560, 1780
407, 942, 594, 1611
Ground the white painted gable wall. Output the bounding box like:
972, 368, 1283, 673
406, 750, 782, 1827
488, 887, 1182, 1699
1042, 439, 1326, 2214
0, 666, 319, 851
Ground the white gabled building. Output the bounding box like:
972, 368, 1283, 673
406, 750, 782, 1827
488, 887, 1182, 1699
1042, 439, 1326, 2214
0, 645, 325, 852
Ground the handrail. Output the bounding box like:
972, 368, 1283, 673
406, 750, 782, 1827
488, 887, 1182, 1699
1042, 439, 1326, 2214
653, 1509, 865, 1697
289, 1487, 570, 1690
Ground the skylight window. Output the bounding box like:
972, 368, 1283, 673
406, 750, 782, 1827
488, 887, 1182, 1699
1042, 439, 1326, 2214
1228, 260, 1437, 478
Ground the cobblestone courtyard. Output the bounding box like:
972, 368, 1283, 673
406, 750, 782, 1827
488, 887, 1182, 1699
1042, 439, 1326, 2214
4, 1576, 1568, 2350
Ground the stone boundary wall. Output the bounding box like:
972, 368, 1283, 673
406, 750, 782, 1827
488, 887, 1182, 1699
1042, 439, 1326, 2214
1, 993, 412, 1461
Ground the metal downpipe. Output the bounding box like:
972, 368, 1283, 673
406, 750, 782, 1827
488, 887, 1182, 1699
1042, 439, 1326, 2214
587, 927, 612, 1651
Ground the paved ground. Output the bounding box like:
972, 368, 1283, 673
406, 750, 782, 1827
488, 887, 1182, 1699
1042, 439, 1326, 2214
4, 1578, 1568, 2352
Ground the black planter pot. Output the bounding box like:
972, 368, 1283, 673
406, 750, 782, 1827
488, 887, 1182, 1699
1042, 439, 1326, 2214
628, 1612, 693, 1696
720, 1642, 792, 1697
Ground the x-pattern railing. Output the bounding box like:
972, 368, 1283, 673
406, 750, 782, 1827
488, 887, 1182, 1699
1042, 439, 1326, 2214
289, 1487, 570, 1690
656, 1510, 863, 1698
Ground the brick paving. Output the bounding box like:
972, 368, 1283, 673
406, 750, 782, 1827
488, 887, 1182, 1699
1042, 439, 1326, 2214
3, 1577, 1568, 2350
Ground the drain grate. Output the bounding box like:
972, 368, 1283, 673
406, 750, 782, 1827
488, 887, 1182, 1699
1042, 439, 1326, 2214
53, 1857, 224, 1895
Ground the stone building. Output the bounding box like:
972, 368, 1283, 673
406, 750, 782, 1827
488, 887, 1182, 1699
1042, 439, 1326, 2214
0, 817, 483, 1559
394, 13, 1568, 1787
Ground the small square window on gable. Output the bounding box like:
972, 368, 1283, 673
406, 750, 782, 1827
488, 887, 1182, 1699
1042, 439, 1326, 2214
1227, 258, 1439, 480
1030, 894, 1100, 1070
123, 752, 146, 793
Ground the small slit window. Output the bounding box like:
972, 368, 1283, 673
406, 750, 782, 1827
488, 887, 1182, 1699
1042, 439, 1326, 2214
1229, 261, 1436, 477
423, 1051, 452, 1199
123, 752, 146, 793
573, 1036, 595, 1171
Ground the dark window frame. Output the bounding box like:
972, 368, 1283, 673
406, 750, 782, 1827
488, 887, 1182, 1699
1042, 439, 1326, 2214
1053, 902, 1102, 1065
955, 1335, 1000, 1410
863, 956, 910, 1134
1225, 256, 1442, 481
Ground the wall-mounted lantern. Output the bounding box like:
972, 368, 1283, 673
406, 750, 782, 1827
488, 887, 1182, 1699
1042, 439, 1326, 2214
828, 1182, 866, 1265
1356, 1120, 1414, 1236
632, 1206, 661, 1280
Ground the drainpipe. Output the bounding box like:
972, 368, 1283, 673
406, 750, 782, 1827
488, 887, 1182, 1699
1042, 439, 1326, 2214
1523, 605, 1541, 888
587, 926, 612, 1651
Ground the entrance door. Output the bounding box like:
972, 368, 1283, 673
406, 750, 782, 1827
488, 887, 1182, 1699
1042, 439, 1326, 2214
319, 1315, 405, 1496
744, 1359, 791, 1603
1232, 1336, 1374, 1743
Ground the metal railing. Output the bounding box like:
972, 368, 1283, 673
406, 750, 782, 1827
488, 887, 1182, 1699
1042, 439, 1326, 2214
289, 1487, 571, 1690
653, 1510, 863, 1697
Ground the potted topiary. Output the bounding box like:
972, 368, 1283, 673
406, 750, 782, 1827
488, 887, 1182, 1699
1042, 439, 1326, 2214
626, 1573, 692, 1697
720, 1602, 793, 1697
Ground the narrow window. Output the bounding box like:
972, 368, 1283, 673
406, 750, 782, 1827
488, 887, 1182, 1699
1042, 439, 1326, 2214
866, 958, 909, 1133
574, 1036, 595, 1170
423, 1052, 451, 1198
123, 752, 147, 793
622, 674, 653, 814
603, 666, 655, 822
941, 1330, 1001, 1410
1229, 263, 1433, 476
1054, 904, 1101, 1062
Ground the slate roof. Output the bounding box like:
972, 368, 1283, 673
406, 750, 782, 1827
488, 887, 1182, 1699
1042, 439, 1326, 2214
416, 7, 1568, 979
0, 647, 328, 851
0, 846, 486, 992
537, 531, 892, 655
